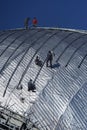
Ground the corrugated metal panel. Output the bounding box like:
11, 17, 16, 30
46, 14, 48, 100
0, 28, 87, 130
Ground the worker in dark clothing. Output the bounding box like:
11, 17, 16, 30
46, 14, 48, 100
35, 56, 43, 67
28, 79, 36, 91
24, 17, 30, 29
46, 51, 54, 68
32, 17, 38, 27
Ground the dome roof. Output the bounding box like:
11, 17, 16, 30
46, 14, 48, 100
0, 27, 87, 130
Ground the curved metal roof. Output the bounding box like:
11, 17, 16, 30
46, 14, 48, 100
0, 27, 87, 130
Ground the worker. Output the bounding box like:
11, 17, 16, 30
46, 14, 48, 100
46, 51, 55, 68
32, 17, 38, 27
24, 17, 30, 29
28, 79, 36, 91
35, 56, 43, 67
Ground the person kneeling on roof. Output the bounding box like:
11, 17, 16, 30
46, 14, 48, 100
35, 56, 43, 67
28, 79, 36, 92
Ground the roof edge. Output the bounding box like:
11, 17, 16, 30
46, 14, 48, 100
1, 27, 87, 34
37, 27, 87, 34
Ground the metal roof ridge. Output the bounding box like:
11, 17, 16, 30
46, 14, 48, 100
37, 27, 87, 34
1, 27, 87, 34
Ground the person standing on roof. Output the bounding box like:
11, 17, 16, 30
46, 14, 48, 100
32, 17, 38, 27
46, 51, 55, 68
24, 17, 30, 29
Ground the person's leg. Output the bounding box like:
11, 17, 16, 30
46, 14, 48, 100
50, 60, 52, 68
46, 60, 49, 67
39, 60, 43, 67
33, 24, 35, 27
26, 25, 28, 29
35, 61, 38, 65
25, 23, 28, 29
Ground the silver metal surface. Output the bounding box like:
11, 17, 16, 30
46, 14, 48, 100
0, 27, 87, 130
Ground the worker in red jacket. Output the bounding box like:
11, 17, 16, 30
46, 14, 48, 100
32, 17, 38, 27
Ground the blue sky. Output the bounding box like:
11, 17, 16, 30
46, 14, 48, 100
0, 0, 87, 30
